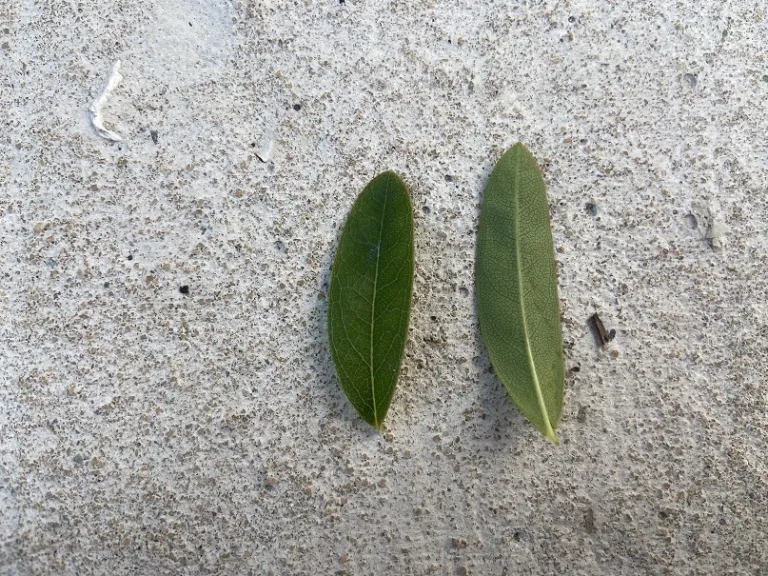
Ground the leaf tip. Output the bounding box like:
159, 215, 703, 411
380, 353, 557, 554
378, 170, 406, 190
509, 141, 530, 155
545, 429, 560, 445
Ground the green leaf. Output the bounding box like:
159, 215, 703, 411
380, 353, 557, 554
328, 171, 415, 429
476, 143, 565, 444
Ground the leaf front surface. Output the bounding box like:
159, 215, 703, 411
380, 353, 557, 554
328, 171, 414, 429
476, 143, 564, 443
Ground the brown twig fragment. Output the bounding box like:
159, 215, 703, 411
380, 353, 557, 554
588, 313, 610, 348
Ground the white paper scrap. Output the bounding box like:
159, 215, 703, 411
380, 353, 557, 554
89, 60, 124, 141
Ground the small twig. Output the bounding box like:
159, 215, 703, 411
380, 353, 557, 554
588, 313, 611, 347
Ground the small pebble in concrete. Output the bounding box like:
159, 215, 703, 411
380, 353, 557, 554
577, 405, 587, 423
584, 507, 596, 534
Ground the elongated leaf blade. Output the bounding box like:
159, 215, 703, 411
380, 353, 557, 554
476, 143, 564, 443
328, 171, 414, 429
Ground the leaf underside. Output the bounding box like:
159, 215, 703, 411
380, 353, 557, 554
328, 171, 414, 429
476, 143, 565, 443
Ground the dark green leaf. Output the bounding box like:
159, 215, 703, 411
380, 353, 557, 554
328, 171, 414, 429
476, 143, 564, 443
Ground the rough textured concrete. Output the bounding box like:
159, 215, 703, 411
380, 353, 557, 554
2, 1, 767, 575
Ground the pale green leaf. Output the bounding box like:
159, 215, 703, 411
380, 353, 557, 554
476, 143, 565, 443
328, 171, 414, 429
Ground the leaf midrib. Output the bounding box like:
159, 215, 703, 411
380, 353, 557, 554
512, 149, 558, 444
369, 177, 390, 428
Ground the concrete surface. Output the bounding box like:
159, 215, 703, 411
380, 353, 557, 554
2, 0, 767, 574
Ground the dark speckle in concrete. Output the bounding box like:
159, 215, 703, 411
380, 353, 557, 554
585, 508, 596, 534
